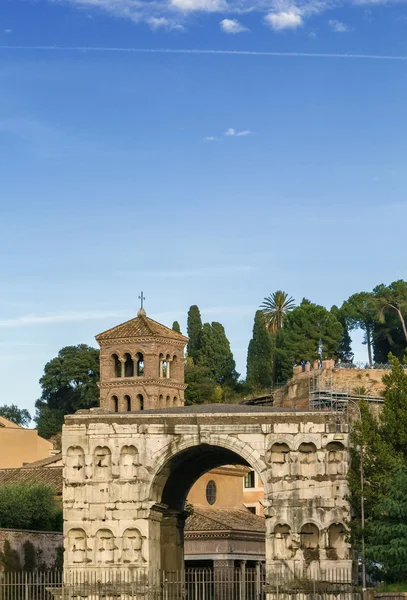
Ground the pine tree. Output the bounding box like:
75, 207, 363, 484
187, 306, 202, 364
198, 322, 239, 386
276, 299, 343, 381
330, 305, 353, 362
246, 311, 273, 390
172, 321, 181, 334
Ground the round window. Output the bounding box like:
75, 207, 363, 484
206, 480, 216, 505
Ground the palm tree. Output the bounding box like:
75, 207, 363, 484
375, 281, 407, 345
260, 291, 295, 333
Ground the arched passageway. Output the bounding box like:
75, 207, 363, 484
150, 443, 262, 572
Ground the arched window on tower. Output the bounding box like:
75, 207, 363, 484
136, 353, 144, 377
124, 353, 134, 377
111, 395, 119, 412
166, 355, 171, 378
124, 395, 131, 412
166, 396, 171, 407
137, 394, 144, 411
112, 354, 121, 378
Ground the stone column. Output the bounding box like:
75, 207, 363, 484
160, 510, 186, 573
239, 560, 247, 600
214, 559, 235, 600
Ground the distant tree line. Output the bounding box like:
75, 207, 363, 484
19, 278, 405, 438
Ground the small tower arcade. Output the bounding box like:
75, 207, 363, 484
96, 307, 188, 412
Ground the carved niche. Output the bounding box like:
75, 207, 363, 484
95, 529, 116, 564
122, 528, 145, 564
94, 446, 112, 480
67, 529, 87, 564
120, 445, 139, 479
66, 446, 85, 481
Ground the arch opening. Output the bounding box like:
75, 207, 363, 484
150, 443, 264, 573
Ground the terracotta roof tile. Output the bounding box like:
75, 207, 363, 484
0, 467, 62, 493
96, 315, 188, 343
185, 508, 265, 533
22, 454, 62, 468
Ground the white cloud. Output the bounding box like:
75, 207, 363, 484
4, 29, 12, 34
169, 0, 227, 11
204, 135, 220, 141
220, 18, 249, 33
328, 19, 351, 31
224, 127, 252, 136
148, 16, 184, 29
265, 9, 304, 30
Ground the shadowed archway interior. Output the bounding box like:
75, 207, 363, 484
159, 444, 251, 511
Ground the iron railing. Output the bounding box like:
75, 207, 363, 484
0, 568, 361, 600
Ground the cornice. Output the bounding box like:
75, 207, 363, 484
99, 379, 187, 391
99, 337, 186, 348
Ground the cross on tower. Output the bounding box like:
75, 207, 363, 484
138, 292, 146, 310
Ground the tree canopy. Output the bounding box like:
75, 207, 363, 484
0, 405, 31, 427
0, 483, 62, 531
198, 322, 239, 385
35, 344, 100, 439
187, 305, 202, 363
246, 311, 274, 390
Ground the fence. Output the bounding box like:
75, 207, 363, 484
0, 568, 361, 600
334, 362, 407, 370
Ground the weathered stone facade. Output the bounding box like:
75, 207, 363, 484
62, 311, 352, 582
62, 407, 351, 579
96, 309, 188, 412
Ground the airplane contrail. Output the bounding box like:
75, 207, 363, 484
0, 45, 407, 61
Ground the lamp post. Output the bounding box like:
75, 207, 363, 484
347, 398, 367, 598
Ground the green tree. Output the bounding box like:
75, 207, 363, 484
367, 469, 407, 582
0, 483, 62, 531
341, 292, 376, 367
172, 321, 182, 334
260, 290, 295, 334
380, 354, 407, 458
198, 322, 239, 386
330, 305, 354, 362
35, 344, 100, 439
184, 360, 217, 405
246, 311, 274, 390
276, 299, 343, 381
373, 281, 407, 362
0, 405, 31, 427
187, 306, 203, 364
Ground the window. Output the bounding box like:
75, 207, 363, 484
206, 480, 216, 505
124, 353, 134, 377
124, 395, 131, 412
244, 470, 255, 488
246, 506, 256, 514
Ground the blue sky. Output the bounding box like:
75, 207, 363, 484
0, 0, 407, 420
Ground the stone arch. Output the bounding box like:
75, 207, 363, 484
94, 446, 112, 480
273, 524, 292, 560
120, 445, 139, 479
327, 523, 347, 560
173, 396, 177, 406
124, 395, 131, 412
149, 437, 269, 572
111, 354, 121, 378
326, 441, 345, 475
124, 353, 134, 377
159, 395, 164, 408
268, 442, 290, 477
135, 353, 144, 377
166, 395, 171, 407
137, 394, 144, 411
298, 442, 318, 476
122, 528, 145, 564
67, 528, 87, 565
300, 523, 320, 549
95, 528, 115, 564
110, 395, 118, 412
66, 446, 85, 481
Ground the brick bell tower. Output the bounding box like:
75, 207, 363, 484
96, 302, 188, 412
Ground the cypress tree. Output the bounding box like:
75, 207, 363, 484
187, 305, 202, 363
247, 311, 273, 390
172, 321, 181, 334
198, 322, 239, 386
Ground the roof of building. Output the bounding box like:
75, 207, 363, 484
0, 415, 23, 429
22, 454, 62, 469
185, 508, 265, 533
96, 312, 188, 343
0, 467, 63, 493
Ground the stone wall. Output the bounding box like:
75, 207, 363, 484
0, 529, 63, 570
62, 407, 352, 579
